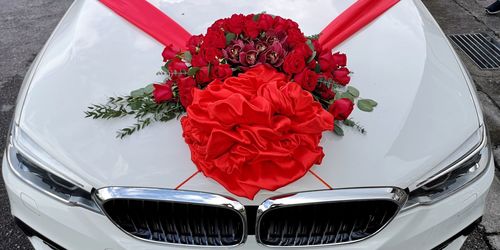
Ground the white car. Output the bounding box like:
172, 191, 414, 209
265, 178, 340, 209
2, 0, 495, 249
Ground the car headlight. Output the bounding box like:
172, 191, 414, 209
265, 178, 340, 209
5, 125, 101, 213
403, 126, 491, 210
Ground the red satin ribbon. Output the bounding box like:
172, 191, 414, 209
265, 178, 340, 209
99, 0, 399, 50
319, 0, 400, 51
99, 0, 190, 49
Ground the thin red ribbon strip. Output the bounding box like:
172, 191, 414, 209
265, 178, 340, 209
99, 0, 190, 49
319, 0, 400, 51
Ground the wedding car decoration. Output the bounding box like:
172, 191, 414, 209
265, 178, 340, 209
85, 13, 377, 199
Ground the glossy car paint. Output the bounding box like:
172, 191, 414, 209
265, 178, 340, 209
2, 0, 493, 248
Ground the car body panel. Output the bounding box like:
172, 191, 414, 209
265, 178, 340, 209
16, 0, 480, 204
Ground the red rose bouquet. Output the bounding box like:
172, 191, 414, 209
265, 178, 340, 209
86, 13, 377, 198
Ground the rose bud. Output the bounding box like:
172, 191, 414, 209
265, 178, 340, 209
177, 76, 197, 108
332, 68, 351, 86
162, 44, 180, 62
332, 52, 347, 67
153, 81, 174, 103
329, 98, 354, 120
294, 69, 318, 92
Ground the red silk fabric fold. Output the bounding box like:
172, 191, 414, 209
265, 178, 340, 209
99, 0, 190, 49
319, 0, 400, 51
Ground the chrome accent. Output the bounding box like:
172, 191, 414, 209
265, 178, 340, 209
416, 125, 488, 189
255, 187, 408, 247
94, 187, 247, 247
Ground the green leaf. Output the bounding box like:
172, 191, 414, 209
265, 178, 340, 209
343, 119, 356, 127
307, 51, 317, 64
333, 124, 344, 136
306, 39, 315, 52
130, 88, 145, 98
144, 84, 154, 95
182, 51, 192, 63
253, 13, 262, 22
339, 92, 355, 102
314, 63, 321, 73
161, 65, 169, 73
357, 99, 374, 112
365, 99, 378, 107
225, 33, 236, 45
187, 67, 200, 76
347, 86, 360, 97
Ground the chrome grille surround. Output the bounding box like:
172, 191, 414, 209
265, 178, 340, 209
256, 187, 408, 247
94, 187, 247, 247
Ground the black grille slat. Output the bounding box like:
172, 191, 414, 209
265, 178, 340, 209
103, 199, 244, 246
449, 33, 500, 70
257, 200, 399, 246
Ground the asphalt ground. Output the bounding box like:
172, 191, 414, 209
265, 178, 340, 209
0, 0, 499, 249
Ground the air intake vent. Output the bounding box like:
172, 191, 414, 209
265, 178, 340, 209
256, 188, 407, 247
449, 33, 500, 70
95, 188, 246, 247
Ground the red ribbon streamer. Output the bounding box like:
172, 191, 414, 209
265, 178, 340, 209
99, 0, 191, 49
319, 0, 400, 51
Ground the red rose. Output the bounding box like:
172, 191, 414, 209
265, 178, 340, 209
191, 54, 208, 67
287, 28, 307, 48
168, 58, 188, 79
243, 17, 260, 39
257, 14, 274, 31
272, 16, 289, 33
329, 98, 354, 120
195, 66, 212, 84
200, 46, 222, 64
204, 27, 226, 49
295, 43, 313, 60
318, 51, 335, 72
152, 81, 174, 103
312, 39, 323, 55
211, 64, 233, 80
283, 51, 306, 74
294, 69, 318, 92
332, 68, 351, 85
181, 65, 333, 199
186, 34, 204, 54
177, 76, 197, 108
316, 83, 335, 101
162, 44, 179, 62
226, 14, 246, 34
333, 52, 347, 67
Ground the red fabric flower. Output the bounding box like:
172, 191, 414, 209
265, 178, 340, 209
294, 69, 318, 92
283, 50, 306, 74
333, 68, 351, 85
178, 76, 197, 108
181, 65, 333, 199
162, 44, 179, 62
329, 98, 354, 120
152, 82, 174, 103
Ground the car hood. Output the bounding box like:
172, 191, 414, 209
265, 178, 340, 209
16, 0, 481, 204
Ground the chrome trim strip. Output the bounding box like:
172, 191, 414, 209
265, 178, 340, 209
255, 187, 408, 247
416, 125, 487, 188
94, 187, 247, 247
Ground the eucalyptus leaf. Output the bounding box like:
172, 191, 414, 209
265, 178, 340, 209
365, 99, 378, 107
306, 39, 315, 52
144, 84, 155, 95
334, 124, 344, 136
357, 99, 374, 112
130, 88, 145, 98
307, 51, 317, 64
347, 86, 360, 97
339, 92, 355, 102
161, 65, 169, 73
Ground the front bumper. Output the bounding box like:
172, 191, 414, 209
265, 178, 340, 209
2, 153, 495, 250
